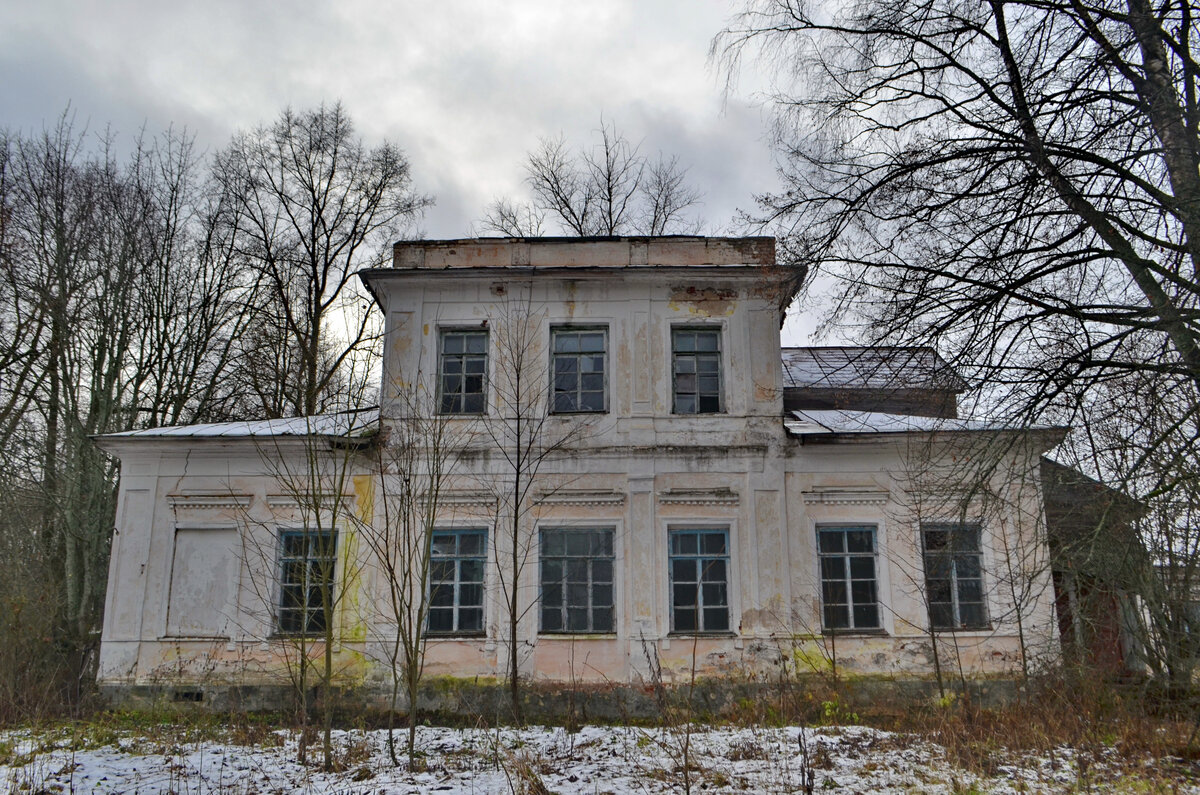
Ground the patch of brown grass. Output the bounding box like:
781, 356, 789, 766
227, 719, 284, 748
895, 673, 1195, 780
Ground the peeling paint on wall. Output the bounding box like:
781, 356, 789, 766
668, 286, 738, 317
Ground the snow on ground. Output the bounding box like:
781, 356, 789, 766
0, 723, 1191, 793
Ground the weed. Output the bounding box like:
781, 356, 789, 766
950, 775, 985, 794
705, 767, 731, 787
499, 747, 554, 795
727, 739, 770, 761
330, 732, 374, 771
820, 695, 859, 726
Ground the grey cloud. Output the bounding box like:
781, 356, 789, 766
1, 0, 783, 256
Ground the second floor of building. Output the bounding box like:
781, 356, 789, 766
359, 237, 794, 442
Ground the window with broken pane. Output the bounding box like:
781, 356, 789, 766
669, 528, 730, 633
539, 528, 615, 633
922, 523, 988, 629
551, 327, 607, 413
427, 528, 486, 635
438, 330, 488, 413
672, 328, 722, 414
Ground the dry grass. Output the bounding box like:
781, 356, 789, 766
886, 673, 1199, 782
5, 670, 1200, 791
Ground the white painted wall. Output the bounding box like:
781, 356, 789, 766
96, 238, 1060, 691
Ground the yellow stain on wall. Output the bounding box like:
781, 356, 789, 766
335, 474, 376, 644
353, 475, 375, 524
331, 647, 370, 685
791, 638, 835, 674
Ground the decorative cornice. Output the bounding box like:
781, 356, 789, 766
169, 494, 251, 511
658, 488, 739, 506
437, 491, 498, 508
801, 490, 889, 506
535, 490, 626, 507
908, 483, 991, 501
266, 494, 356, 510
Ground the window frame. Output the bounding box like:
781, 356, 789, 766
549, 325, 609, 414
816, 524, 883, 633
671, 326, 724, 415
921, 522, 990, 631
538, 527, 616, 635
426, 527, 487, 637
668, 526, 733, 635
437, 328, 489, 415
276, 527, 338, 637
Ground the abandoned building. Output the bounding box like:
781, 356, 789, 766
1042, 458, 1145, 674
95, 236, 1070, 705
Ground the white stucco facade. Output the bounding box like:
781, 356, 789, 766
96, 237, 1062, 698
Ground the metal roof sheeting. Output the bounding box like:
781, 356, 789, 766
784, 409, 1037, 436
99, 408, 379, 440
781, 347, 965, 391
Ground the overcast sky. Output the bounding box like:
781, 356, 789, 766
0, 0, 821, 342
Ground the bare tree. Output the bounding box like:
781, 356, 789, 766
0, 114, 253, 701
356, 380, 467, 767
481, 198, 548, 238
0, 132, 51, 456
240, 404, 374, 770
213, 102, 431, 418
714, 0, 1200, 432
129, 156, 259, 427
716, 0, 1200, 687
481, 119, 702, 237
479, 283, 593, 721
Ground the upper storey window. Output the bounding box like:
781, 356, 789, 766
551, 327, 607, 413
439, 330, 488, 414
672, 328, 722, 414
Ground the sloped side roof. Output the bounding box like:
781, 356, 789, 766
782, 346, 966, 391
97, 408, 379, 440
1041, 457, 1146, 584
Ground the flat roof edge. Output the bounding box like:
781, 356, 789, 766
393, 235, 775, 246
389, 236, 778, 270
